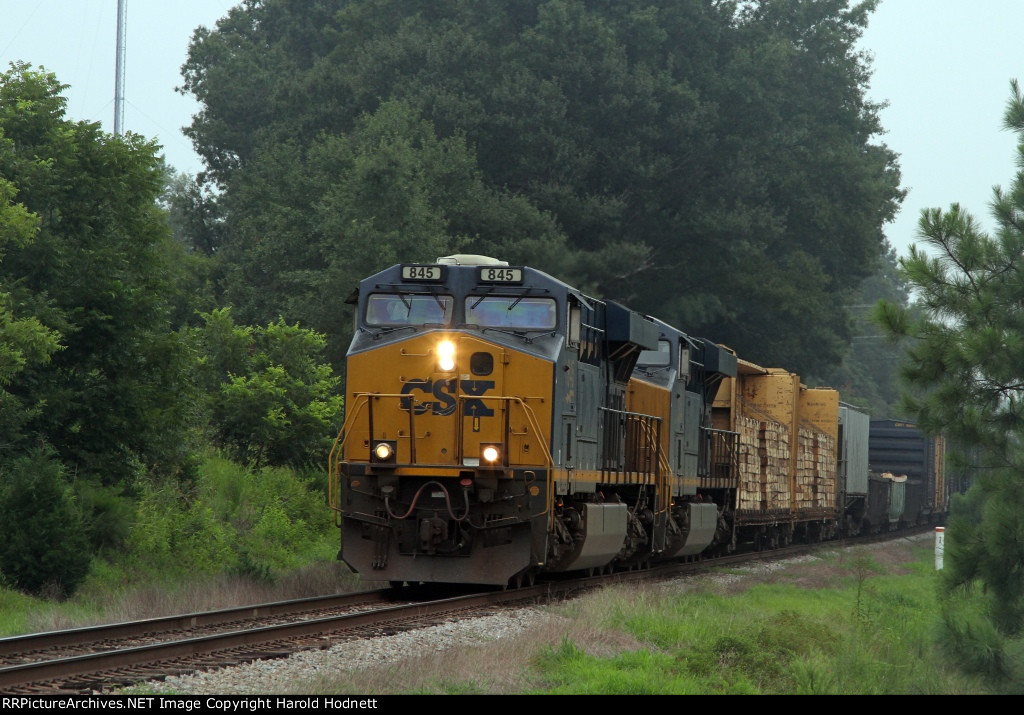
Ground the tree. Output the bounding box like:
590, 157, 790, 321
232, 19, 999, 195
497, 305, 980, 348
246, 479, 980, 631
0, 63, 202, 486
876, 98, 1024, 456
0, 177, 62, 447
0, 449, 91, 597
816, 241, 912, 417
210, 98, 568, 370
180, 0, 902, 376
875, 79, 1024, 687
189, 308, 345, 470
161, 168, 225, 259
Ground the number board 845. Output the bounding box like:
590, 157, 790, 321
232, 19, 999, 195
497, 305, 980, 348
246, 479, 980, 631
478, 267, 523, 284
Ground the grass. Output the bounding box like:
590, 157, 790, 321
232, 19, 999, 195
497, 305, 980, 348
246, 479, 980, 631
295, 538, 993, 694
1, 560, 362, 636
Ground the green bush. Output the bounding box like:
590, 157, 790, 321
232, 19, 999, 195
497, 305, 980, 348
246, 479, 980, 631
937, 588, 1024, 690
128, 484, 235, 577
0, 449, 91, 597
189, 308, 345, 470
125, 455, 334, 582
74, 479, 136, 556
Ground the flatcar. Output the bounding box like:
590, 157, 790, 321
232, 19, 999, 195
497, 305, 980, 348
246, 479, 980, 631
326, 256, 947, 587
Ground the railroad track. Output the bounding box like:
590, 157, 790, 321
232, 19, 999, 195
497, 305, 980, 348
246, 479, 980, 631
0, 529, 933, 694
0, 583, 558, 694
0, 589, 405, 694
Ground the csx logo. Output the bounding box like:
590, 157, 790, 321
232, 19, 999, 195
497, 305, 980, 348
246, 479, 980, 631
400, 378, 495, 416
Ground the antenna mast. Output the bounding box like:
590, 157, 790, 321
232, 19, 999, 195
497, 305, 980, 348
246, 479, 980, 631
114, 0, 127, 135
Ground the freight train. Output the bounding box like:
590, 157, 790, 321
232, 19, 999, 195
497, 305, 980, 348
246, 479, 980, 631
327, 255, 949, 587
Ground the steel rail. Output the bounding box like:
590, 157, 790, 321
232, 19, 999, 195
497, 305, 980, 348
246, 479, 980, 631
0, 589, 394, 658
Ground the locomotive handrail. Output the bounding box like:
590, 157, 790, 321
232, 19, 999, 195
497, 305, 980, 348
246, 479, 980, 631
636, 418, 673, 518
454, 393, 556, 524
706, 427, 740, 482
597, 405, 662, 481
328, 390, 427, 525
328, 390, 556, 526
327, 393, 374, 526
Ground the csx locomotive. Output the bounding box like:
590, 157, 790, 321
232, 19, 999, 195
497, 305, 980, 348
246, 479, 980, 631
327, 255, 948, 587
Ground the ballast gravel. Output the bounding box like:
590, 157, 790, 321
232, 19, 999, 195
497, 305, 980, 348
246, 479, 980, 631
125, 607, 556, 695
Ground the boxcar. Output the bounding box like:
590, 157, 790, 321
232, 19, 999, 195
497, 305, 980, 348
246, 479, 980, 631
868, 420, 947, 526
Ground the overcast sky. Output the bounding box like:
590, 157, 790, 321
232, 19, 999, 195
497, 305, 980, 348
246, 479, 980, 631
859, 0, 1024, 256
2, 0, 1023, 259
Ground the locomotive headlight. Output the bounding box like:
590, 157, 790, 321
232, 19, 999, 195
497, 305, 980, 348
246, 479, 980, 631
437, 339, 456, 372
480, 443, 503, 466
371, 440, 397, 464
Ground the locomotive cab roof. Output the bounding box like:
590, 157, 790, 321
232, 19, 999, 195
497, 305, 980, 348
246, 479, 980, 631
435, 254, 509, 266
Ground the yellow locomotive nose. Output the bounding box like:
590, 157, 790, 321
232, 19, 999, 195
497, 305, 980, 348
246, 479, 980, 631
437, 339, 456, 372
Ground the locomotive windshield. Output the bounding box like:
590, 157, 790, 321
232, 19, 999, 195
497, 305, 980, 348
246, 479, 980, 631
366, 293, 454, 326
465, 296, 557, 330
636, 339, 671, 367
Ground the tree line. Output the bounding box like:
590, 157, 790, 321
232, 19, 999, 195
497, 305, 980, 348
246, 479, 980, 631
175, 0, 904, 380
0, 63, 344, 595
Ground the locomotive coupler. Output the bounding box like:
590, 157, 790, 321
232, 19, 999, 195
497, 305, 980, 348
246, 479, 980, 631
419, 512, 449, 552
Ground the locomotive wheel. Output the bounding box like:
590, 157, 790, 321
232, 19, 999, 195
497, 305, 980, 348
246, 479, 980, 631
389, 581, 405, 589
